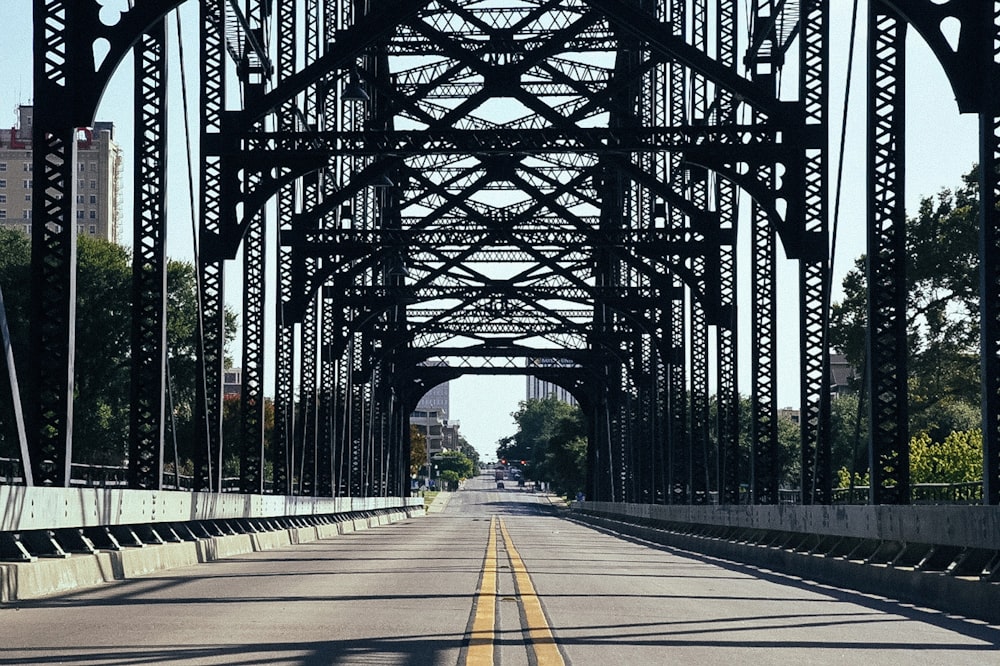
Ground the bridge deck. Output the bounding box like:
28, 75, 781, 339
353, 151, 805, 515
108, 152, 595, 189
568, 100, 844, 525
2, 475, 997, 665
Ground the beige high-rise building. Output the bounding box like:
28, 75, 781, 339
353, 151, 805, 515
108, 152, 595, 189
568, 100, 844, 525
0, 104, 123, 241
526, 357, 578, 406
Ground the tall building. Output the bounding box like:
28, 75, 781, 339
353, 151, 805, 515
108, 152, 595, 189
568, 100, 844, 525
0, 104, 123, 241
417, 378, 450, 417
411, 362, 451, 459
526, 357, 578, 406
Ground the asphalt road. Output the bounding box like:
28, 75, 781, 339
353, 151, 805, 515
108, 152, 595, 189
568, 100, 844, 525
2, 474, 999, 665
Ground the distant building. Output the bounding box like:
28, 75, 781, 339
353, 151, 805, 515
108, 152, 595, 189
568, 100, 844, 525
223, 368, 242, 397
417, 377, 450, 417
778, 408, 800, 424
830, 352, 857, 395
526, 357, 577, 406
0, 104, 123, 241
411, 408, 445, 456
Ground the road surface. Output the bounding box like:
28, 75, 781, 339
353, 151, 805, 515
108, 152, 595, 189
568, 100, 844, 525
2, 474, 998, 664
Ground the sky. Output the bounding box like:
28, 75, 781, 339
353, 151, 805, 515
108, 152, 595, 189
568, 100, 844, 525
0, 2, 981, 461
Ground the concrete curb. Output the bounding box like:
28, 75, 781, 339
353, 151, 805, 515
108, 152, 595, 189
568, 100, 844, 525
573, 512, 1000, 625
0, 510, 413, 603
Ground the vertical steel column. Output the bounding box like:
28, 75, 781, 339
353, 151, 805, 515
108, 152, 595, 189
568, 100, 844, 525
272, 0, 298, 495
688, 0, 711, 504
980, 3, 1000, 504
349, 336, 366, 495
798, 0, 831, 504
299, 299, 320, 495
751, 162, 778, 503
238, 0, 270, 495
667, 0, 688, 504
318, 299, 338, 496
866, 1, 909, 505
31, 1, 81, 487
750, 2, 779, 504
240, 205, 266, 493
296, 0, 324, 496
195, 0, 228, 492
716, 0, 740, 504
128, 21, 168, 490
316, 0, 343, 499
336, 338, 352, 495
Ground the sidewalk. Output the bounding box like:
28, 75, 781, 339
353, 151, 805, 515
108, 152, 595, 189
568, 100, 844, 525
427, 491, 453, 513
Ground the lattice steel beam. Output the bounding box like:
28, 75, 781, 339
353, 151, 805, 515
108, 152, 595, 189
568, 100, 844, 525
128, 21, 168, 490
866, 1, 909, 504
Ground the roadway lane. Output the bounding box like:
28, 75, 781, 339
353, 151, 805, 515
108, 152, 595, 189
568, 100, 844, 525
2, 475, 998, 665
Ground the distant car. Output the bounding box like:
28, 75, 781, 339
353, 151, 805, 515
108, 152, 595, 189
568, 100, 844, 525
496, 481, 504, 489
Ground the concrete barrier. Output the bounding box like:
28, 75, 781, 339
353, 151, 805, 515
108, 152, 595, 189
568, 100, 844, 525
571, 504, 1000, 625
1, 552, 117, 601
114, 541, 200, 578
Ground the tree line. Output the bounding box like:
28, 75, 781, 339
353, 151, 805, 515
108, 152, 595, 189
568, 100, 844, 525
0, 229, 237, 474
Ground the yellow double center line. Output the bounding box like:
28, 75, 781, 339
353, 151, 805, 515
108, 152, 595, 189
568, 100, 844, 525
466, 516, 565, 666
466, 517, 499, 665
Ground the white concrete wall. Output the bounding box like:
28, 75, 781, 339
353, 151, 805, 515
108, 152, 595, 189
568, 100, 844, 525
0, 486, 423, 532
575, 502, 1000, 550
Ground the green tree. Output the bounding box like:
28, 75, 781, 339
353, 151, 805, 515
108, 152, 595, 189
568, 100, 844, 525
456, 435, 480, 469
409, 424, 427, 476
0, 229, 237, 471
499, 396, 587, 493
910, 429, 982, 485
539, 410, 587, 494
0, 229, 32, 460
435, 449, 475, 480
829, 166, 982, 440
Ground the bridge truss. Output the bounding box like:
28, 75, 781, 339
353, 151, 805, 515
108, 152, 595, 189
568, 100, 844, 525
8, 0, 1000, 505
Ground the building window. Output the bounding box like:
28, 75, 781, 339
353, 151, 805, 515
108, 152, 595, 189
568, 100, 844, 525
89, 180, 96, 189
77, 210, 84, 219
89, 225, 96, 235
22, 210, 31, 220
76, 195, 84, 204
89, 195, 97, 204
0, 211, 6, 219
77, 224, 83, 234
22, 162, 31, 172
89, 210, 96, 219
78, 163, 85, 172
0, 180, 6, 188
0, 163, 6, 172
90, 162, 97, 172
23, 180, 31, 189
0, 195, 5, 204
24, 225, 30, 234
24, 194, 30, 202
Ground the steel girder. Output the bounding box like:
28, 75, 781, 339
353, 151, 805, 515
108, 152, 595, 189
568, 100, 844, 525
877, 0, 1000, 504
194, 0, 228, 492
236, 0, 271, 495
128, 20, 169, 490
797, 0, 830, 505
867, 1, 910, 505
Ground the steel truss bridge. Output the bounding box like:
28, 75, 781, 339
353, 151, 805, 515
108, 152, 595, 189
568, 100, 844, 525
4, 0, 1000, 512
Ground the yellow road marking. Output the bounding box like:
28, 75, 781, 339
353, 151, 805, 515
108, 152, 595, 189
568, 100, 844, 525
498, 518, 565, 666
465, 516, 497, 666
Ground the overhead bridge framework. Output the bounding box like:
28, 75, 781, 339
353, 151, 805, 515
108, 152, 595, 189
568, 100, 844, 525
11, 0, 1000, 505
